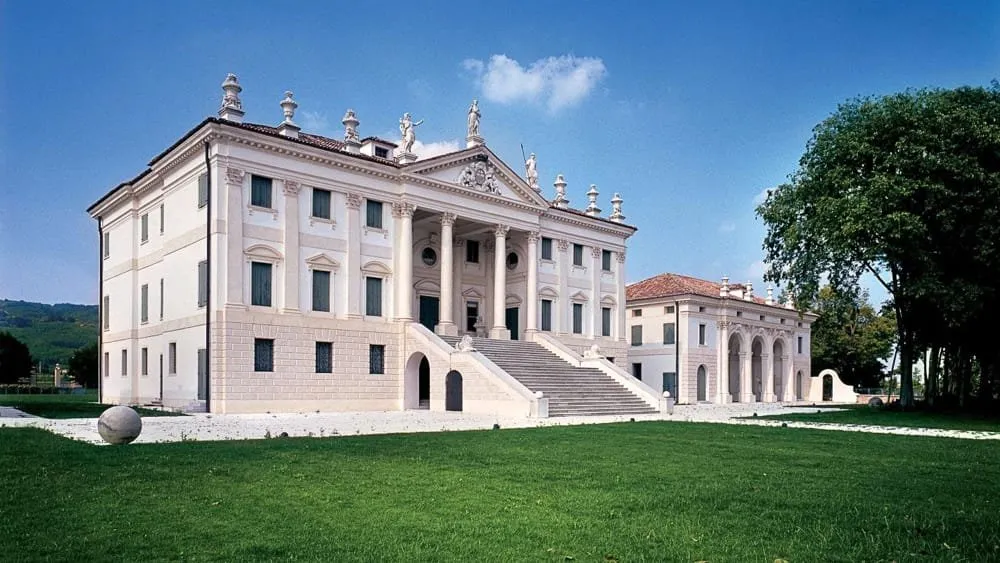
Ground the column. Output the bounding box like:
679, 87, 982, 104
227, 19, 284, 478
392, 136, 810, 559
281, 180, 301, 313
784, 354, 794, 401
453, 240, 464, 332
556, 240, 569, 334
345, 193, 362, 318
437, 213, 457, 335
763, 352, 774, 402
490, 224, 510, 339
525, 231, 539, 334
616, 251, 627, 340
717, 321, 730, 403
589, 247, 602, 338
393, 202, 415, 321
741, 351, 754, 402
224, 167, 246, 306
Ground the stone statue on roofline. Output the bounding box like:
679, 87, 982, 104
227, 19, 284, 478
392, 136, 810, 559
525, 153, 539, 190
399, 112, 424, 154
467, 99, 481, 137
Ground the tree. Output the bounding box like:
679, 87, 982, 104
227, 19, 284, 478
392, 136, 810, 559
0, 331, 33, 384
67, 341, 99, 389
809, 286, 896, 389
757, 84, 1000, 408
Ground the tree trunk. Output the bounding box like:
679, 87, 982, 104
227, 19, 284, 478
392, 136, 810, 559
926, 346, 940, 407
898, 327, 915, 409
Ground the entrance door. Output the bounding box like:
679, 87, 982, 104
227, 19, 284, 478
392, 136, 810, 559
418, 357, 430, 409
662, 372, 677, 398
697, 366, 707, 402
505, 307, 519, 340
158, 354, 164, 402
445, 371, 463, 411
419, 296, 439, 331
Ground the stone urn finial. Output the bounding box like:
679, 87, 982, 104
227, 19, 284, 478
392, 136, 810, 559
609, 192, 625, 222
552, 174, 569, 208
585, 184, 601, 217
219, 73, 244, 123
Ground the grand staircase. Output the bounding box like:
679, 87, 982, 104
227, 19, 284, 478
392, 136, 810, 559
440, 336, 657, 417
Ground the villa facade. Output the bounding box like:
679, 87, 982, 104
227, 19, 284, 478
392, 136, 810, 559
87, 74, 655, 417
625, 273, 817, 404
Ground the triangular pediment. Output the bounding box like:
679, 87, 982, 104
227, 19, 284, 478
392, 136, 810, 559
401, 145, 550, 209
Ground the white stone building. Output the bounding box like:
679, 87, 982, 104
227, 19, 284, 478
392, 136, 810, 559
625, 273, 817, 404
88, 74, 661, 417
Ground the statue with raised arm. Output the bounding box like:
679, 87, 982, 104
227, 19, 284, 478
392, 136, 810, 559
399, 112, 424, 154
467, 99, 481, 137
525, 152, 539, 189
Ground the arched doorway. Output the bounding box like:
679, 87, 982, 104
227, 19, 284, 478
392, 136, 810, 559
751, 337, 764, 402
773, 341, 785, 402
445, 371, 463, 411
404, 352, 429, 410
822, 373, 833, 401
418, 357, 430, 409
696, 365, 707, 402
728, 334, 742, 402
795, 370, 803, 400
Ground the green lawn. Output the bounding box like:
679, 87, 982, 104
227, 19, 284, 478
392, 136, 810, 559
2, 424, 998, 561
756, 405, 1000, 432
0, 391, 183, 419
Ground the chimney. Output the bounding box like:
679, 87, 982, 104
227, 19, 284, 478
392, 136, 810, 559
277, 91, 300, 139
744, 281, 754, 301
584, 184, 601, 217
552, 174, 569, 208
342, 109, 361, 154
218, 73, 244, 123
720, 276, 730, 298
765, 286, 775, 305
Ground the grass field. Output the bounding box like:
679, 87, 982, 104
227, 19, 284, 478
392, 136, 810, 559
2, 423, 998, 562
756, 405, 1000, 432
0, 391, 183, 419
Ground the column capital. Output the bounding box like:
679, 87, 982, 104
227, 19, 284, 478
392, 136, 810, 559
225, 167, 245, 186
739, 352, 749, 359
282, 179, 301, 196
493, 224, 510, 238
526, 230, 541, 243
557, 239, 570, 252
616, 250, 626, 263
346, 192, 363, 209
590, 246, 603, 259
392, 201, 416, 218
440, 212, 457, 227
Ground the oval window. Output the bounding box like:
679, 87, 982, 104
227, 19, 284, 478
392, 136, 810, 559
421, 247, 437, 266
506, 252, 519, 270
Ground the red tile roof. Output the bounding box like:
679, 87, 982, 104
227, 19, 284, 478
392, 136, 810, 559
627, 272, 770, 306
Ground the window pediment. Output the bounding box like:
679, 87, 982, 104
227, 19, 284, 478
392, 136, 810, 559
361, 260, 392, 277
570, 290, 589, 303
538, 286, 559, 300
245, 244, 283, 263
305, 253, 340, 271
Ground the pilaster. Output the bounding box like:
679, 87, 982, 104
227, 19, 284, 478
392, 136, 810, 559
345, 193, 362, 318
224, 167, 246, 307
281, 179, 301, 313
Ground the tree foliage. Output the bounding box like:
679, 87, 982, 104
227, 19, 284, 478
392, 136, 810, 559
0, 300, 98, 368
758, 84, 1000, 409
0, 331, 33, 384
809, 286, 896, 389
68, 341, 99, 389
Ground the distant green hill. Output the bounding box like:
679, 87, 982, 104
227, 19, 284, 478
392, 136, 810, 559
0, 300, 98, 369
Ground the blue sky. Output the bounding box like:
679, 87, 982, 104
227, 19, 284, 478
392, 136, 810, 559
1, 0, 996, 305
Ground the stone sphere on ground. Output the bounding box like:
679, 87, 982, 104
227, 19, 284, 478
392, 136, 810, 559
97, 406, 142, 445
868, 396, 885, 409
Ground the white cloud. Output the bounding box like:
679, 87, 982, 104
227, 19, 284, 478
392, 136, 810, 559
718, 221, 736, 234
300, 110, 332, 135
463, 54, 607, 112
746, 259, 767, 279
403, 139, 462, 159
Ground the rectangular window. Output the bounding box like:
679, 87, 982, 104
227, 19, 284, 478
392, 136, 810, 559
699, 306, 706, 313
573, 243, 584, 266
312, 270, 331, 312
601, 307, 611, 337
665, 305, 675, 314
374, 146, 390, 159
316, 342, 333, 373
632, 363, 642, 381
466, 240, 480, 263
103, 352, 109, 378
572, 303, 583, 334
540, 299, 552, 332
365, 200, 383, 229
250, 175, 272, 208
601, 250, 612, 271
102, 295, 109, 331
121, 349, 127, 376
198, 261, 208, 307
159, 278, 164, 319
663, 322, 676, 345
663, 372, 677, 396
140, 214, 149, 243
466, 301, 479, 332
103, 232, 110, 259
632, 309, 642, 317
312, 188, 332, 219
699, 324, 707, 345
369, 344, 385, 374
254, 338, 274, 372
251, 262, 272, 307
159, 204, 164, 234
141, 347, 148, 376
198, 173, 209, 208
168, 342, 177, 374
140, 284, 149, 323
365, 276, 382, 317
631, 325, 643, 346
798, 336, 803, 354
760, 314, 766, 321
541, 237, 553, 260
197, 349, 208, 400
